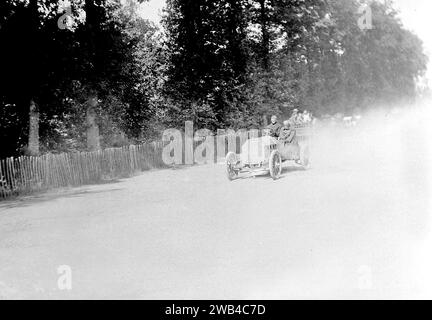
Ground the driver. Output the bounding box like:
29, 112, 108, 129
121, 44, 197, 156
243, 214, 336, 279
289, 108, 300, 124
266, 115, 282, 138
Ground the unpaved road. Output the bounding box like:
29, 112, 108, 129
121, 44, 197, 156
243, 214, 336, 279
1, 108, 431, 299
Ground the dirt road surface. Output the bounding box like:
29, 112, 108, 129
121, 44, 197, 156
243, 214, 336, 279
1, 107, 431, 299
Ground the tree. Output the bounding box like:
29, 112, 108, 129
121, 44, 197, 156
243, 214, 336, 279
0, 0, 159, 156
0, 0, 428, 159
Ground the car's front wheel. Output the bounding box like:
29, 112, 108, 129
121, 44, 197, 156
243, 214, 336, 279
225, 152, 238, 181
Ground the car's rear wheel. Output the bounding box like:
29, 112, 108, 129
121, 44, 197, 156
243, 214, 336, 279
269, 150, 282, 180
301, 146, 311, 169
225, 152, 238, 181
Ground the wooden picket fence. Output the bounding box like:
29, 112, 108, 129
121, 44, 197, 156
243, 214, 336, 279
0, 142, 166, 200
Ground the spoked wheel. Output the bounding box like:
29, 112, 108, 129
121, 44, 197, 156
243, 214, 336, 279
225, 152, 238, 181
269, 150, 282, 180
301, 146, 311, 169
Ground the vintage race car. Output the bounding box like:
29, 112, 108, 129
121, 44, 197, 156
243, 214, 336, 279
225, 125, 311, 180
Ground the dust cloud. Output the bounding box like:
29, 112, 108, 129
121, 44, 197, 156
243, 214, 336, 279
0, 101, 431, 299
308, 101, 432, 298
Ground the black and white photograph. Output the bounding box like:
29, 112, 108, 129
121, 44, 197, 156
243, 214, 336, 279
0, 0, 431, 302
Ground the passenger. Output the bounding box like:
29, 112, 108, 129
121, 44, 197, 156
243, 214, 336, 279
266, 115, 282, 138
278, 120, 297, 144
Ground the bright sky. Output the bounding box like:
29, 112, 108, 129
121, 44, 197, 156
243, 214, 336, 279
138, 0, 432, 80
138, 0, 165, 24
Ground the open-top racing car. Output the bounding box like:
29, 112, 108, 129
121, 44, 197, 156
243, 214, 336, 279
225, 125, 311, 180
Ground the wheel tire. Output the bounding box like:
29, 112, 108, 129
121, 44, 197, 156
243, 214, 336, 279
269, 150, 282, 180
225, 152, 238, 181
301, 146, 311, 169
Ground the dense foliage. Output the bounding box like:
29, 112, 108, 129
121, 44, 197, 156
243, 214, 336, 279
0, 0, 428, 158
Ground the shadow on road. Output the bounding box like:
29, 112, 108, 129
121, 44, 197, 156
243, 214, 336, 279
0, 184, 123, 211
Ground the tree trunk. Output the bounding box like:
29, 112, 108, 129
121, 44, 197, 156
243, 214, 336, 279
259, 0, 270, 71
86, 95, 100, 151
28, 99, 39, 155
